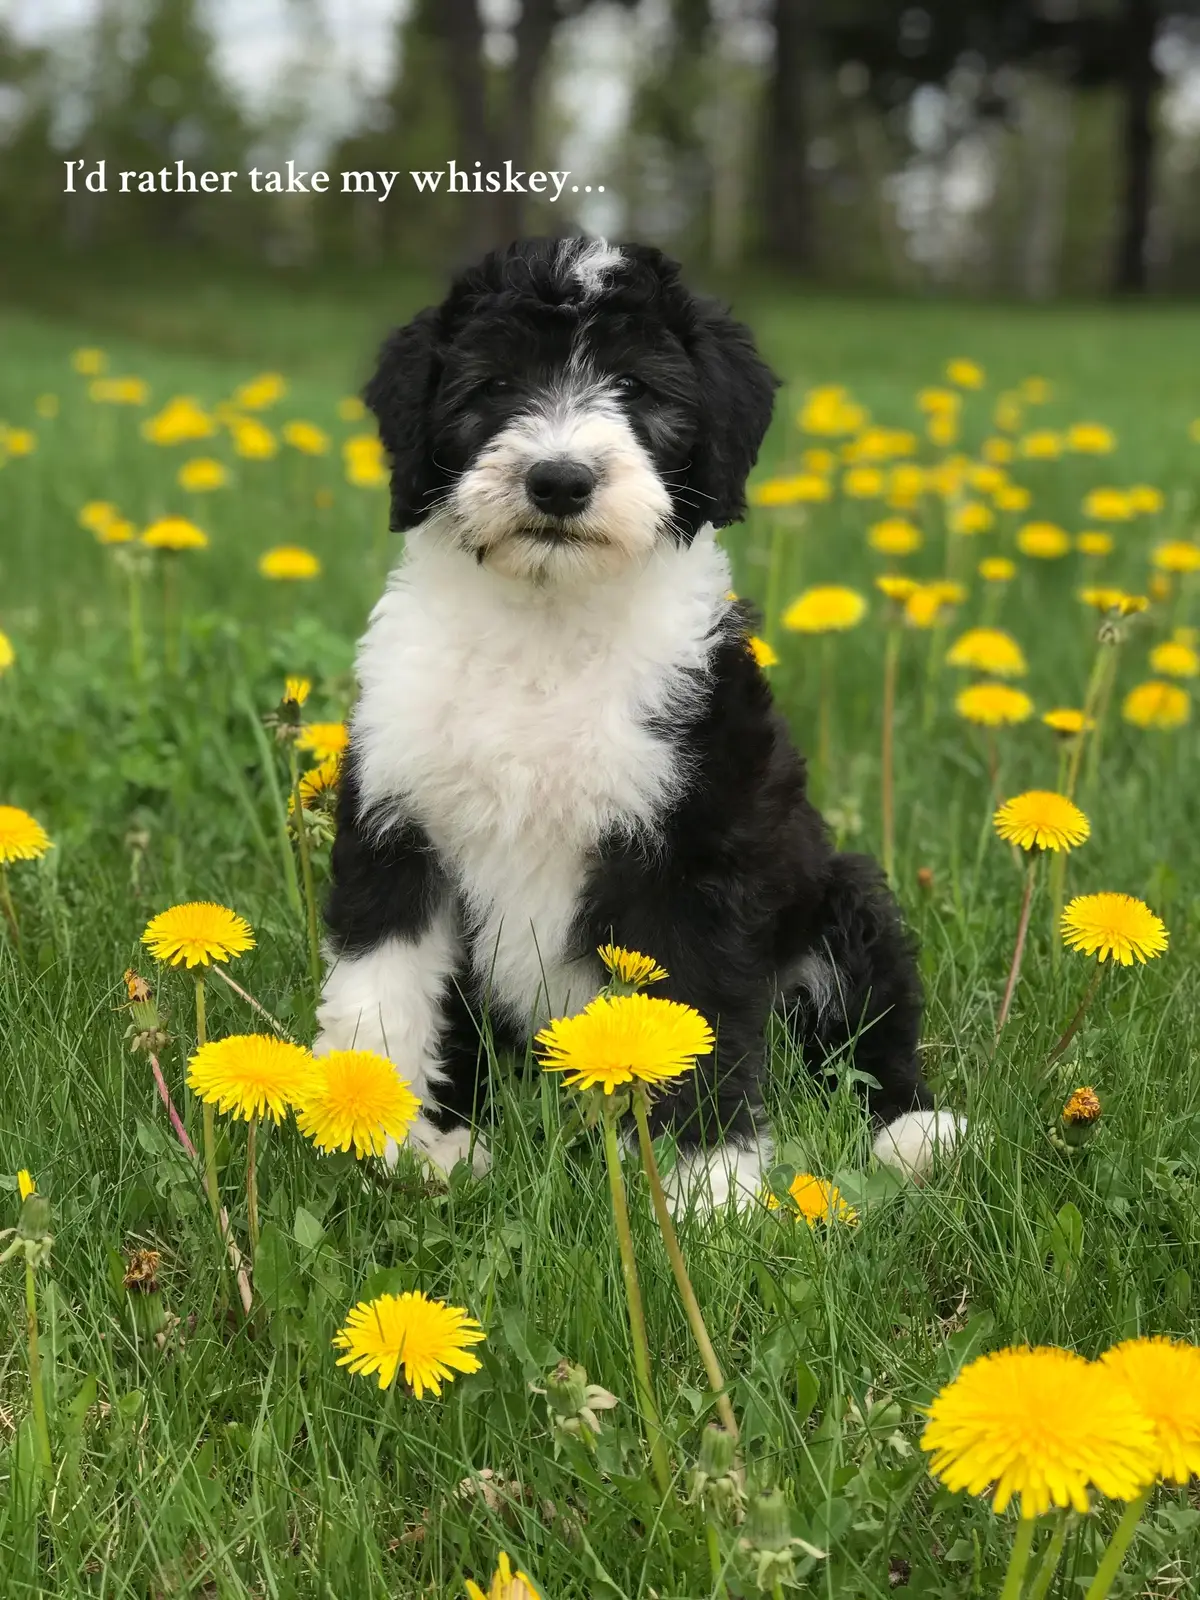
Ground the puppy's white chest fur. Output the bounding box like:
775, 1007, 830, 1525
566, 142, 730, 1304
352, 528, 729, 1024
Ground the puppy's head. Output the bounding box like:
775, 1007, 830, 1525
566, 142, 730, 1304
365, 238, 778, 583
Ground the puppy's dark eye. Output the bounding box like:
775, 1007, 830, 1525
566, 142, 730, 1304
613, 374, 646, 398
482, 376, 514, 398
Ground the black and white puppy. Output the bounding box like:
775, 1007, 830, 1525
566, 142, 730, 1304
315, 237, 963, 1208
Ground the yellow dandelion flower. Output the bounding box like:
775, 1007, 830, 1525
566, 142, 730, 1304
782, 586, 867, 634
1018, 431, 1062, 460
1042, 708, 1094, 737
465, 1553, 542, 1600
187, 1034, 315, 1124
801, 447, 837, 474
17, 1169, 35, 1201
750, 474, 831, 507
71, 347, 106, 376
982, 437, 1015, 465
868, 517, 922, 556
1083, 487, 1133, 522
905, 581, 965, 630
231, 417, 277, 459
295, 1050, 421, 1158
765, 1173, 857, 1228
968, 462, 1006, 494
993, 483, 1032, 513
1066, 422, 1116, 454
141, 901, 255, 968
178, 457, 228, 492
1077, 531, 1114, 557
283, 420, 330, 456
946, 628, 1027, 678
1122, 680, 1190, 729
1021, 377, 1052, 403
343, 434, 388, 488
1079, 587, 1148, 618
993, 791, 1090, 853
1101, 1338, 1200, 1485
3, 429, 35, 456
922, 1345, 1158, 1518
927, 412, 958, 448
597, 945, 668, 989
993, 393, 1024, 431
888, 463, 927, 505
258, 545, 321, 581
97, 518, 136, 545
842, 466, 885, 499
536, 992, 714, 1095
876, 575, 920, 604
798, 387, 867, 436
297, 721, 348, 761
956, 684, 1033, 727
749, 636, 778, 668
979, 557, 1016, 583
1017, 521, 1071, 560
1152, 540, 1200, 574
79, 500, 120, 534
1061, 892, 1168, 965
917, 387, 960, 414
0, 807, 52, 864
234, 373, 287, 411
0, 630, 14, 673
946, 358, 984, 390
1063, 1086, 1101, 1126
338, 396, 366, 422
1149, 640, 1200, 678
1128, 484, 1164, 514
334, 1290, 485, 1397
89, 376, 149, 405
284, 676, 311, 708
142, 517, 208, 552
950, 501, 994, 536
288, 756, 341, 814
142, 396, 216, 445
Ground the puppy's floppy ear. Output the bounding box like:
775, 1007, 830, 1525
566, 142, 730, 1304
687, 298, 779, 530
364, 308, 443, 531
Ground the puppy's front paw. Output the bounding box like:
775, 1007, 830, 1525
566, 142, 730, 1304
390, 1115, 491, 1180
873, 1110, 965, 1178
664, 1135, 773, 1219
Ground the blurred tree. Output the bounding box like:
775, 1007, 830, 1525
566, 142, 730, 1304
0, 24, 58, 246
765, 0, 816, 271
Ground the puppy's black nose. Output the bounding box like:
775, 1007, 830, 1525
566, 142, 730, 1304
526, 458, 595, 518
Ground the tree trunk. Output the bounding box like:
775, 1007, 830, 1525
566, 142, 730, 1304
1113, 0, 1158, 294
764, 0, 814, 272
496, 0, 560, 241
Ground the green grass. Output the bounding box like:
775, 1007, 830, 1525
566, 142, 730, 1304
2, 275, 1200, 1599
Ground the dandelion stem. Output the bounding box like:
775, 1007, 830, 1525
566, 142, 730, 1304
0, 866, 20, 947
817, 634, 834, 798
921, 621, 946, 732
996, 855, 1038, 1037
1067, 645, 1108, 798
1025, 1511, 1071, 1600
24, 1259, 52, 1475
1083, 648, 1119, 796
128, 563, 144, 684
1047, 966, 1104, 1063
1048, 848, 1067, 973
194, 977, 220, 1226
763, 519, 788, 651
998, 1516, 1036, 1600
289, 748, 324, 995
601, 1101, 672, 1499
1082, 1488, 1151, 1600
632, 1090, 739, 1441
162, 553, 179, 676
881, 628, 900, 883
705, 1520, 727, 1599
246, 1117, 261, 1262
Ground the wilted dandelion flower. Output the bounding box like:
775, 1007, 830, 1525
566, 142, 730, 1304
921, 1345, 1157, 1518
141, 901, 255, 967
749, 636, 778, 668
1083, 487, 1134, 522
1100, 1338, 1200, 1484
597, 945, 668, 989
782, 586, 867, 634
297, 721, 348, 760
1019, 431, 1063, 460
295, 1049, 421, 1157
187, 1035, 314, 1123
536, 992, 714, 1095
1149, 640, 1200, 678
1042, 708, 1094, 737
1122, 680, 1190, 729
1077, 531, 1114, 557
946, 627, 1027, 678
0, 807, 52, 864
868, 517, 922, 556
1066, 422, 1116, 454
956, 684, 1033, 727
993, 791, 1090, 853
945, 358, 984, 389
258, 544, 321, 580
283, 420, 330, 455
177, 457, 227, 492
1152, 540, 1200, 574
1061, 892, 1168, 965
465, 1553, 542, 1600
978, 557, 1016, 583
142, 517, 208, 552
1063, 1086, 1102, 1127
766, 1173, 857, 1228
334, 1290, 485, 1396
1017, 521, 1071, 560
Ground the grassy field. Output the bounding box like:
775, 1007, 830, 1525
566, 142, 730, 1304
2, 268, 1200, 1599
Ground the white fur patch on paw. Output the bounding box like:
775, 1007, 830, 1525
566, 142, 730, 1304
873, 1110, 965, 1178
664, 1135, 774, 1218
387, 1116, 491, 1179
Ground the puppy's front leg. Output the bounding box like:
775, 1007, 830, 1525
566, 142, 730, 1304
315, 777, 489, 1178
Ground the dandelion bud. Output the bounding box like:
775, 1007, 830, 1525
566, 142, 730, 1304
1061, 1085, 1102, 1148
545, 1359, 589, 1419
540, 1357, 618, 1443
916, 866, 935, 894
743, 1487, 792, 1553
699, 1420, 737, 1479
688, 1423, 746, 1522
17, 1192, 52, 1245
